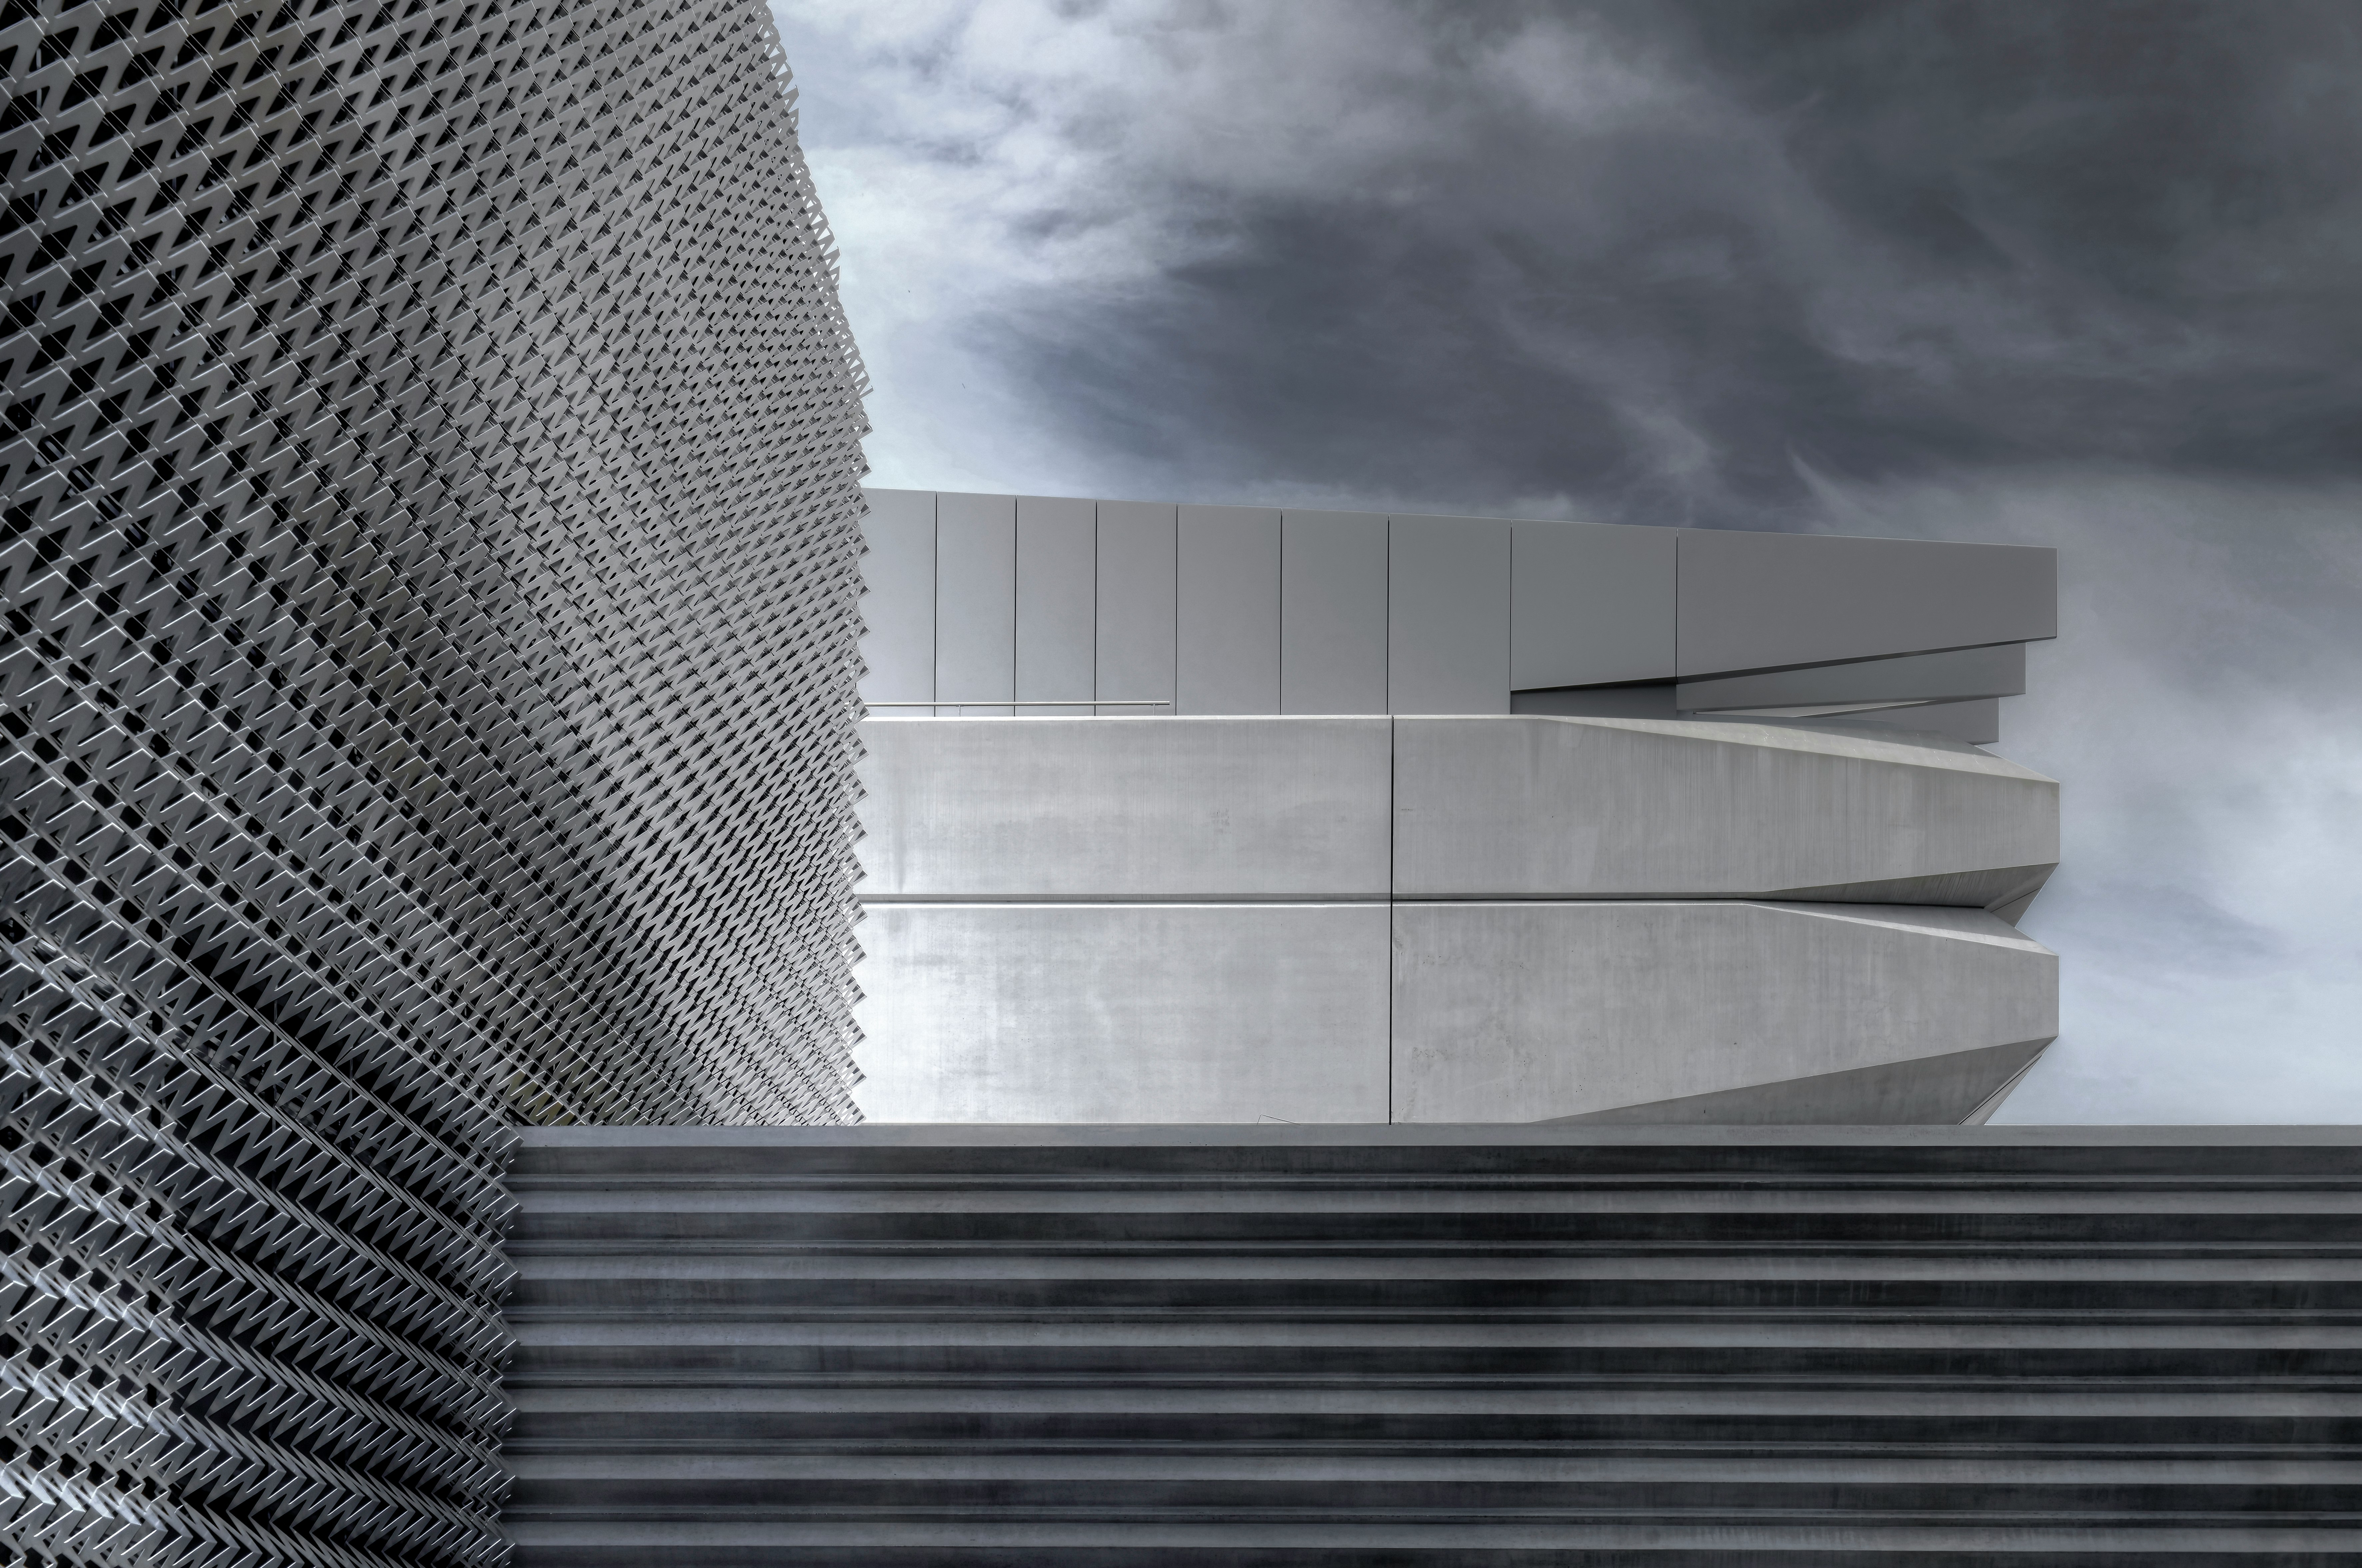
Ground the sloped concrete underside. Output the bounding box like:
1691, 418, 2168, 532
1558, 1038, 2055, 1126
500, 1125, 2362, 1566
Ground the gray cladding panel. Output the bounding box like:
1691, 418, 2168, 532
1281, 510, 1390, 714
855, 717, 1392, 898
1096, 499, 1178, 714
1677, 531, 2057, 678
1511, 520, 1677, 689
1390, 515, 1512, 714
935, 492, 1018, 709
1017, 496, 1097, 711
1178, 505, 1283, 715
858, 488, 936, 704
852, 902, 1392, 1123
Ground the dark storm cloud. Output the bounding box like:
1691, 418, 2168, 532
881, 0, 2362, 523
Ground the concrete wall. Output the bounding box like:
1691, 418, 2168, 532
853, 902, 1390, 1123
849, 715, 2060, 1125
856, 717, 1391, 898
1391, 902, 2056, 1123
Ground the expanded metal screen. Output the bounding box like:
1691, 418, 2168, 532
1, 0, 869, 1557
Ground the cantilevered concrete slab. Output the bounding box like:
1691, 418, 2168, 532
1390, 903, 2057, 1124
1392, 715, 2057, 909
850, 716, 2059, 1125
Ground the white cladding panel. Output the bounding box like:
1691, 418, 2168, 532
1177, 504, 1283, 715
857, 487, 936, 705
863, 493, 2051, 718
1389, 514, 1511, 714
1016, 496, 1097, 713
1281, 510, 1390, 715
935, 492, 1017, 711
1095, 499, 1178, 714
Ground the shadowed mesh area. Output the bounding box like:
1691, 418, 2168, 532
1, 0, 869, 1558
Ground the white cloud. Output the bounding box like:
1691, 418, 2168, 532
1806, 468, 2362, 1122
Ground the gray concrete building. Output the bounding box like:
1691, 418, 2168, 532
851, 489, 2061, 1126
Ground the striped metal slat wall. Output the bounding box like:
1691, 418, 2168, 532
501, 1126, 2362, 1566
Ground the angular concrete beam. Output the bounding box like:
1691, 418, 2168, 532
1393, 715, 2056, 908
1556, 1038, 2052, 1126
1391, 902, 2057, 1123
851, 899, 2055, 1125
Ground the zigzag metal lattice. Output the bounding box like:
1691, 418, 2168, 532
0, 0, 870, 1557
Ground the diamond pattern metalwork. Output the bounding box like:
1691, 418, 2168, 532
1, 0, 870, 1556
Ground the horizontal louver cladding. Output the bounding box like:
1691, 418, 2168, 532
501, 1128, 2362, 1566
0, 0, 869, 1557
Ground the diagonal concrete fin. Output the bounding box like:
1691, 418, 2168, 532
1550, 1038, 2055, 1126
1766, 863, 2054, 917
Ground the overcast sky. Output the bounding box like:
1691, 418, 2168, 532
774, 0, 2362, 1123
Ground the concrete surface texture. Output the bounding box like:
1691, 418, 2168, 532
1391, 902, 2056, 1123
850, 715, 2060, 1125
856, 717, 1392, 898
858, 488, 2056, 743
1392, 714, 2058, 904
853, 902, 1391, 1123
498, 1126, 2362, 1565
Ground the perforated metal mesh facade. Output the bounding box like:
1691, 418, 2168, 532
1, 0, 869, 1556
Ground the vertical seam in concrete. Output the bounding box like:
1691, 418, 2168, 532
1387, 714, 1397, 1124
1276, 511, 1287, 713
1009, 497, 1020, 714
1089, 501, 1100, 717
1090, 501, 1100, 716
1171, 506, 1182, 716
928, 491, 940, 716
